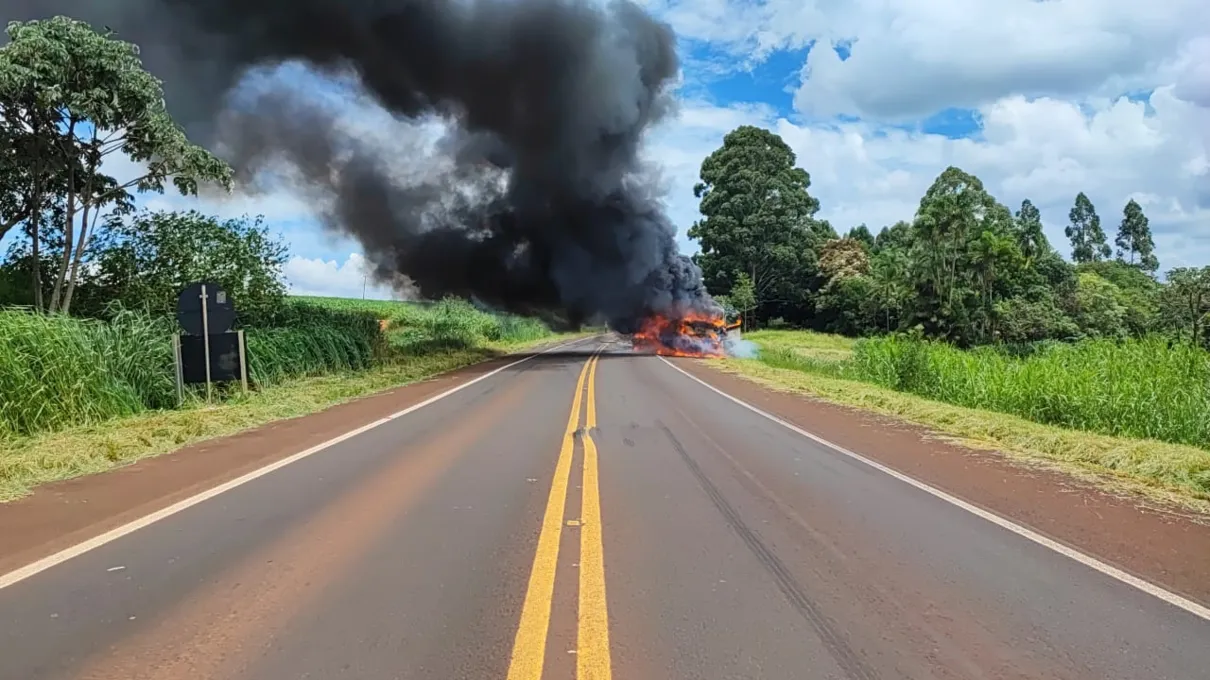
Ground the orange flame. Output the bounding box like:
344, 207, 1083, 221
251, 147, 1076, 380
630, 309, 731, 357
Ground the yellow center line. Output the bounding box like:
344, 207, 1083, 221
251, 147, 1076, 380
506, 351, 597, 680
578, 354, 612, 679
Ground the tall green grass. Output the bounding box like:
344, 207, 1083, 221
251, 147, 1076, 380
1, 297, 554, 438
0, 309, 175, 436
764, 333, 1210, 450
244, 325, 376, 386
385, 297, 551, 354
286, 295, 419, 319
0, 303, 384, 437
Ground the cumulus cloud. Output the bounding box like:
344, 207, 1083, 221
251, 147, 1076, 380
647, 0, 1207, 120
283, 253, 409, 300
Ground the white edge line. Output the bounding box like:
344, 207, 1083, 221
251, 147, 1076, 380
658, 356, 1210, 623
0, 336, 596, 591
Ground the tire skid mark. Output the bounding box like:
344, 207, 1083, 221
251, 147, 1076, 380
657, 420, 880, 680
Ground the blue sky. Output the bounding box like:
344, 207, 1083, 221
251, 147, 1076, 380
12, 0, 1210, 299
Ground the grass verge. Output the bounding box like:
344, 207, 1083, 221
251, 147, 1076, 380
0, 334, 586, 502
716, 357, 1210, 515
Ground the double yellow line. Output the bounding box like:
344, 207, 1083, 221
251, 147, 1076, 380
507, 353, 611, 680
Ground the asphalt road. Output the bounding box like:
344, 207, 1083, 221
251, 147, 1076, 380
1, 336, 1207, 679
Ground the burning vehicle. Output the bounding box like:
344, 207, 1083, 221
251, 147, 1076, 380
630, 311, 743, 357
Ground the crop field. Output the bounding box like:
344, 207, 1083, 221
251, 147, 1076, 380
288, 295, 428, 319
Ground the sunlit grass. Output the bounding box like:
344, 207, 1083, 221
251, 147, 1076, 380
724, 330, 1210, 507
0, 295, 578, 499
0, 331, 583, 501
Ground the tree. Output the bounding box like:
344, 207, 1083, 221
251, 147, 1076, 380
818, 237, 870, 282
688, 125, 824, 325
868, 247, 912, 332
969, 228, 1022, 341
816, 274, 881, 336
1072, 272, 1128, 339
873, 220, 913, 254
846, 224, 875, 250
1161, 267, 1210, 347
726, 272, 758, 331
908, 166, 1019, 343
1114, 199, 1158, 273
1076, 260, 1159, 336
84, 210, 288, 323
0, 16, 233, 314
1013, 199, 1048, 264
1066, 192, 1110, 263
994, 295, 1079, 343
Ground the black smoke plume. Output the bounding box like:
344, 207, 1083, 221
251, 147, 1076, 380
1, 0, 719, 331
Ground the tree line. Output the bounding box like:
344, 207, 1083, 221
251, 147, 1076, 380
693, 126, 1210, 347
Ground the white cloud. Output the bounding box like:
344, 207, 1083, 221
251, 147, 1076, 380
283, 253, 405, 300
649, 0, 1207, 120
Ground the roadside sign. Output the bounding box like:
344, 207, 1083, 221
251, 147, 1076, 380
176, 281, 234, 336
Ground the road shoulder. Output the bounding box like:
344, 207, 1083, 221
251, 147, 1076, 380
672, 357, 1210, 609
0, 350, 548, 576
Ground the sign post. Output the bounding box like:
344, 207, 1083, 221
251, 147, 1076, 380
200, 283, 212, 401
175, 281, 244, 399
237, 329, 248, 392
172, 334, 184, 406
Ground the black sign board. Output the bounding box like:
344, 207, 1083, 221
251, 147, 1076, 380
180, 333, 244, 384
176, 281, 235, 336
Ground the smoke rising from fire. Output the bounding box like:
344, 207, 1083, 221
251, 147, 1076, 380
1, 0, 721, 331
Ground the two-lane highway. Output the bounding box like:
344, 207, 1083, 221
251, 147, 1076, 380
1, 336, 1207, 679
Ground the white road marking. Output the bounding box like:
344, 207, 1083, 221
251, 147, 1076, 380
658, 356, 1210, 623
0, 336, 596, 591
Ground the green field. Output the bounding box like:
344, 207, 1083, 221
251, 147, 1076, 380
288, 295, 427, 318
733, 330, 1210, 506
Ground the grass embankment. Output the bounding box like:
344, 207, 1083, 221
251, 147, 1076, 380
725, 330, 1210, 509
0, 297, 582, 500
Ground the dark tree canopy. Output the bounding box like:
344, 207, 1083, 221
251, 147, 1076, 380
1013, 199, 1048, 264
1115, 199, 1158, 273
1066, 192, 1110, 263
688, 125, 827, 324
846, 224, 875, 250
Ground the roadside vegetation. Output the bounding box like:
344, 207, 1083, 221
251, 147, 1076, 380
728, 330, 1210, 506
0, 296, 573, 500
